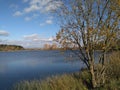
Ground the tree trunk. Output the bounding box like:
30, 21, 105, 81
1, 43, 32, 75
89, 63, 97, 88
101, 52, 107, 85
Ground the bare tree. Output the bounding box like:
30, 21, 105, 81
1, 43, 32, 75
55, 0, 120, 88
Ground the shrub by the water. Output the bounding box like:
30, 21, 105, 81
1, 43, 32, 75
106, 51, 120, 79
100, 51, 120, 90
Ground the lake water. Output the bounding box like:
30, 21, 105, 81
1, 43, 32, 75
0, 50, 84, 90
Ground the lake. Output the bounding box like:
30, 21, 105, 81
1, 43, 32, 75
0, 50, 84, 90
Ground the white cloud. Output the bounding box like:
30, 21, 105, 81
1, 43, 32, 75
24, 4, 40, 13
48, 37, 54, 41
25, 17, 32, 21
0, 30, 9, 36
23, 33, 53, 42
0, 39, 8, 43
40, 23, 45, 26
13, 11, 23, 16
14, 0, 62, 16
40, 19, 53, 26
44, 1, 62, 12
46, 20, 53, 24
23, 34, 40, 41
24, 14, 39, 21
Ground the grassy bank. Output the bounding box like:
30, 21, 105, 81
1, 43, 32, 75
13, 51, 120, 90
13, 71, 89, 90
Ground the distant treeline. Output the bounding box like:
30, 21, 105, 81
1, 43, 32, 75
0, 44, 24, 51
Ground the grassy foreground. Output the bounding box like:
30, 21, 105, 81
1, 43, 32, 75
13, 71, 89, 90
13, 51, 120, 90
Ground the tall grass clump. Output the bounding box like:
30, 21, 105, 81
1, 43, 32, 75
99, 51, 120, 90
106, 51, 120, 79
13, 74, 88, 90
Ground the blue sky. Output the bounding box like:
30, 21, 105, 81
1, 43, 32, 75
0, 0, 61, 48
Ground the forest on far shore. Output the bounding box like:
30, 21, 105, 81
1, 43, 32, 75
0, 44, 24, 51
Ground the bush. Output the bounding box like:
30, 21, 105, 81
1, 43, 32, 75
98, 79, 120, 90
97, 51, 120, 90
104, 79, 120, 90
106, 51, 120, 79
79, 70, 91, 88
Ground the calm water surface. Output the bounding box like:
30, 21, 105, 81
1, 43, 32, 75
0, 50, 84, 90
